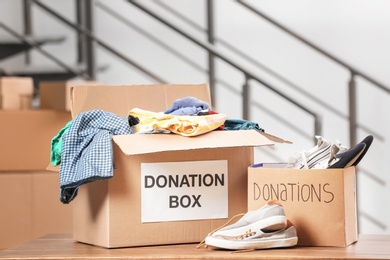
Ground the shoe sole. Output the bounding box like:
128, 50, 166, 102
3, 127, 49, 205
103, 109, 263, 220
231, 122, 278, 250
212, 215, 287, 237
205, 235, 298, 250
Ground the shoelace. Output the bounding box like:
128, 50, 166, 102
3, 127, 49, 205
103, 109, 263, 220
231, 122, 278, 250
196, 200, 285, 249
197, 202, 294, 253
218, 229, 257, 240
233, 220, 296, 254
196, 212, 246, 249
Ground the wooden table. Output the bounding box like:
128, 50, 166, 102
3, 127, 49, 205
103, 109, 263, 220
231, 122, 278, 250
1, 234, 390, 260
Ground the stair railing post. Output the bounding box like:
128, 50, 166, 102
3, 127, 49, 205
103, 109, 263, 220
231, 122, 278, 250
314, 114, 322, 144
348, 70, 360, 232
206, 0, 216, 106
348, 71, 357, 147
84, 0, 96, 80
242, 74, 250, 120
76, 0, 84, 64
23, 0, 32, 64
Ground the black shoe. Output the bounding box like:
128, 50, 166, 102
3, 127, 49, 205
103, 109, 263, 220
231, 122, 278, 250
352, 135, 373, 167
328, 142, 366, 169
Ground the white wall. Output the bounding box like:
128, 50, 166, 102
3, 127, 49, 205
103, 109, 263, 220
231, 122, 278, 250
1, 0, 389, 235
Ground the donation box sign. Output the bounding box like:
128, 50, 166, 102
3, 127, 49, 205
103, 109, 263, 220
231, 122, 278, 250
141, 160, 228, 223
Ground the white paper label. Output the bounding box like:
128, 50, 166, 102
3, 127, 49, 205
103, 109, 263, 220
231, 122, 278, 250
141, 160, 228, 223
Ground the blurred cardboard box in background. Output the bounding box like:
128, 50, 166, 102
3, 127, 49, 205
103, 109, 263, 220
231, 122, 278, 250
0, 77, 33, 110
0, 110, 71, 171
0, 171, 73, 250
40, 81, 102, 111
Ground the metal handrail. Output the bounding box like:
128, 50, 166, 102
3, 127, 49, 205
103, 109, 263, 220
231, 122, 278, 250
126, 0, 322, 136
206, 0, 216, 99
17, 0, 322, 138
236, 0, 390, 94
95, 0, 237, 96
149, 0, 339, 112
151, 0, 388, 144
236, 0, 390, 146
152, 0, 321, 107
30, 0, 167, 84
96, 1, 203, 72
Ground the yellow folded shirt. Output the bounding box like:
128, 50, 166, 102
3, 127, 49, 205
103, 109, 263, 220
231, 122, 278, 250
129, 108, 227, 137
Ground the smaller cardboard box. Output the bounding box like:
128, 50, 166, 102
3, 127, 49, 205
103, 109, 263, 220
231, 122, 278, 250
248, 165, 358, 247
0, 77, 33, 110
40, 81, 102, 111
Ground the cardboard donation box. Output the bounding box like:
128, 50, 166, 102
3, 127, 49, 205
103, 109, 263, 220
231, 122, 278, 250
0, 77, 33, 109
40, 81, 102, 111
248, 165, 358, 247
68, 84, 288, 248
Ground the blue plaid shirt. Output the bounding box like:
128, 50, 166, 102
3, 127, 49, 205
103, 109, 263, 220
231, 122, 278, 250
60, 110, 132, 204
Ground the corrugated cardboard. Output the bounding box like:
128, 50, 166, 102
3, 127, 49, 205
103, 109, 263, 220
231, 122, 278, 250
0, 110, 71, 171
32, 172, 73, 238
40, 81, 102, 111
0, 77, 33, 110
0, 171, 73, 250
247, 166, 358, 247
113, 130, 276, 155
0, 173, 32, 249
69, 84, 288, 248
74, 146, 257, 248
70, 84, 212, 118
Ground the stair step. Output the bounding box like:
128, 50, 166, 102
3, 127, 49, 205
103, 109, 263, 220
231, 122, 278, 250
1, 64, 81, 78
0, 36, 66, 60
0, 63, 109, 90
0, 43, 31, 60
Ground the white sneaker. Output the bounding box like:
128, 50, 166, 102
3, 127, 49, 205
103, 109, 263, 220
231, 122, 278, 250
201, 201, 297, 250
286, 136, 332, 169
205, 222, 298, 250
312, 140, 348, 169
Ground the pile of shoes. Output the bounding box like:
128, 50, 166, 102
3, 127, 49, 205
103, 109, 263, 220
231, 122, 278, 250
285, 135, 373, 169
198, 200, 298, 251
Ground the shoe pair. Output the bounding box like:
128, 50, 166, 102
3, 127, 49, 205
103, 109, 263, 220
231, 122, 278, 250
286, 135, 373, 169
198, 201, 298, 250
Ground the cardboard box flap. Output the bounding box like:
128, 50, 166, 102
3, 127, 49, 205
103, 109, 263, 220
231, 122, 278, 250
113, 130, 277, 155
70, 84, 211, 118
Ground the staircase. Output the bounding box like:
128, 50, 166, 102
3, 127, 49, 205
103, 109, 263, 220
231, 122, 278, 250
1, 0, 389, 235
